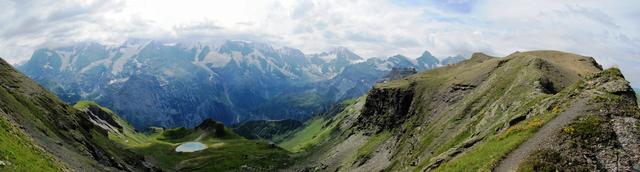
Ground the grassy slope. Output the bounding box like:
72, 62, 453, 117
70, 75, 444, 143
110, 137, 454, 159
278, 117, 332, 152
433, 81, 582, 171
386, 51, 601, 171
0, 116, 65, 171
278, 98, 360, 153
74, 101, 292, 171
0, 58, 149, 171
286, 51, 607, 171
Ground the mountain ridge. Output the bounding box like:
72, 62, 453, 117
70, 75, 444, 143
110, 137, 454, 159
18, 40, 465, 129
279, 50, 640, 171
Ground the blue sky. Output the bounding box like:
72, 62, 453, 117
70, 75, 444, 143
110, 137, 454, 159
0, 0, 638, 87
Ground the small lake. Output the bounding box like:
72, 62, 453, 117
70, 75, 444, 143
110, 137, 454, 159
175, 142, 207, 152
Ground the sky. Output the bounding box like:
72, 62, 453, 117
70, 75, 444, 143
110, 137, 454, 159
0, 0, 639, 87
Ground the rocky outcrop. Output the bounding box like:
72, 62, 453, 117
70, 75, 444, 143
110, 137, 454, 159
518, 68, 640, 171
356, 84, 415, 133
78, 104, 124, 136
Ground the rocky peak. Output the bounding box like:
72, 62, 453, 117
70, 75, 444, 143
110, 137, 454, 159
330, 47, 362, 61
417, 50, 439, 67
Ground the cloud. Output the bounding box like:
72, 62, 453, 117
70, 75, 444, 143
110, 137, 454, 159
0, 0, 638, 87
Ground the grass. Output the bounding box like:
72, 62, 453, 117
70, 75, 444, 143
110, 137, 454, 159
355, 131, 391, 162
431, 76, 585, 172
561, 115, 603, 138
432, 111, 556, 172
517, 115, 609, 172
111, 127, 290, 171
107, 125, 291, 171
71, 100, 292, 171
73, 100, 115, 114
0, 116, 65, 172
136, 137, 290, 171
277, 117, 332, 152
278, 96, 363, 153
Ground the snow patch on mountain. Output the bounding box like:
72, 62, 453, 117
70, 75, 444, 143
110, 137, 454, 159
57, 50, 74, 71
318, 53, 338, 63
108, 77, 129, 85
112, 41, 148, 75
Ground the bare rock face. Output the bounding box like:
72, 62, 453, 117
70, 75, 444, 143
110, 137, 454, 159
356, 84, 415, 133
80, 105, 124, 136
600, 78, 635, 96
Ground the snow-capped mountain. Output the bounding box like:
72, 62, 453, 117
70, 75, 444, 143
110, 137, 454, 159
18, 40, 465, 129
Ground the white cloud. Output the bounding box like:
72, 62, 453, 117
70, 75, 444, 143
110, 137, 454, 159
0, 0, 638, 86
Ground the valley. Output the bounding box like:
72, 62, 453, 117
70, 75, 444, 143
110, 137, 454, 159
78, 102, 292, 171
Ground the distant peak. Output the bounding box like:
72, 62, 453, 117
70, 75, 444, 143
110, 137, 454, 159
391, 54, 408, 59
420, 50, 434, 57
315, 46, 362, 62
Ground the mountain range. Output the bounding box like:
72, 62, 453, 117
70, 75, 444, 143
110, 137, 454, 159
17, 40, 465, 129
1, 50, 639, 171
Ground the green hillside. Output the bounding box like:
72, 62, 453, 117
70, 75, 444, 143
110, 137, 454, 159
72, 101, 293, 171
0, 58, 152, 171
0, 115, 65, 171
0, 57, 292, 171
282, 51, 640, 171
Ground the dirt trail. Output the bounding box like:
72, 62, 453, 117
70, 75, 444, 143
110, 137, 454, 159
494, 99, 586, 172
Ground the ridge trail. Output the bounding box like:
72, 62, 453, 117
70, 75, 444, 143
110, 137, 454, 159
494, 99, 587, 172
